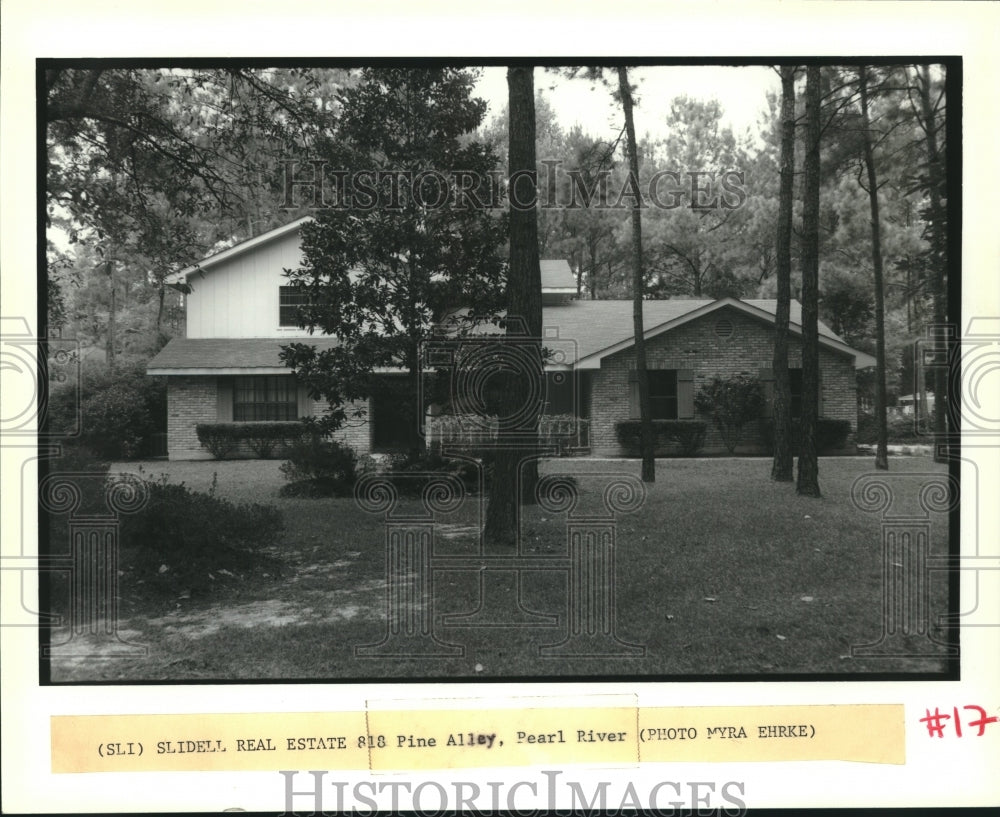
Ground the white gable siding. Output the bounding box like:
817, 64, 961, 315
184, 229, 308, 338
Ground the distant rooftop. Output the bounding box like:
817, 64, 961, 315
540, 259, 576, 292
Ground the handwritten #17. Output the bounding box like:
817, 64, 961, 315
920, 706, 998, 738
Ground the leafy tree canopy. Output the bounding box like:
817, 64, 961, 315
281, 68, 508, 436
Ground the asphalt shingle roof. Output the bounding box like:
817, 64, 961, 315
147, 299, 852, 372
540, 259, 576, 290
537, 299, 843, 363
147, 337, 340, 371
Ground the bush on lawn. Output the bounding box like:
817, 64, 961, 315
279, 434, 369, 497
615, 419, 707, 457
855, 412, 936, 445
117, 474, 283, 595
44, 446, 111, 556
42, 447, 113, 620
760, 416, 853, 454
48, 361, 165, 460
694, 374, 764, 453
382, 450, 485, 496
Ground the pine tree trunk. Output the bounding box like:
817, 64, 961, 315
771, 65, 796, 482
918, 64, 948, 461
617, 66, 655, 483
484, 65, 543, 547
407, 342, 424, 456
156, 283, 165, 335
106, 256, 116, 370
859, 65, 889, 471
796, 66, 822, 497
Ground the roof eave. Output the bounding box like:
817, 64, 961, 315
573, 298, 874, 370
148, 364, 406, 376
170, 216, 313, 284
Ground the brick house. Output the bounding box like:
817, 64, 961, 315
147, 218, 875, 459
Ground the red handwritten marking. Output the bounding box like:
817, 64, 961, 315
920, 706, 998, 738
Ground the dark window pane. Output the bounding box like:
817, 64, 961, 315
789, 368, 803, 419
648, 370, 678, 419
232, 375, 298, 422
279, 286, 309, 327
648, 370, 678, 399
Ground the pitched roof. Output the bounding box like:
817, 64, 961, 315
539, 298, 847, 363
149, 298, 875, 374
540, 259, 576, 291
147, 337, 340, 374
167, 216, 312, 285
169, 219, 577, 293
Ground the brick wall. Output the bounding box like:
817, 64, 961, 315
166, 375, 372, 460
587, 308, 858, 456
165, 309, 858, 461
166, 376, 217, 460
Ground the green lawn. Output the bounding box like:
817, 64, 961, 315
48, 456, 953, 681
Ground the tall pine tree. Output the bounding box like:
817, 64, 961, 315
796, 66, 822, 497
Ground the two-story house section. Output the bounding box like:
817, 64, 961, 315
148, 218, 874, 460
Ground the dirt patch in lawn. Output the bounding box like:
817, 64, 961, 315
47, 544, 395, 681
143, 580, 389, 638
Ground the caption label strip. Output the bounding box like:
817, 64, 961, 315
50, 704, 904, 772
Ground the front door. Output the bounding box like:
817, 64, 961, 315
371, 377, 418, 453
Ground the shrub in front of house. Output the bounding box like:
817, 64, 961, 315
238, 421, 305, 457
615, 419, 708, 457
48, 361, 166, 460
196, 421, 305, 459
855, 412, 934, 445
196, 423, 240, 459
816, 418, 852, 451
382, 450, 484, 496
279, 435, 368, 497
117, 474, 283, 596
760, 417, 853, 454
694, 374, 765, 453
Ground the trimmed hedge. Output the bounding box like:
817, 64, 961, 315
615, 420, 707, 457
760, 417, 852, 454
196, 421, 306, 459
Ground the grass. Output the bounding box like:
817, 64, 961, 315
47, 456, 953, 681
